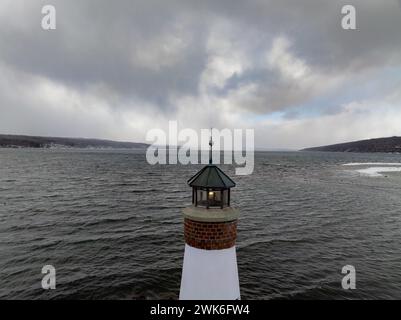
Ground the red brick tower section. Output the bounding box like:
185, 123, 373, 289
184, 218, 237, 250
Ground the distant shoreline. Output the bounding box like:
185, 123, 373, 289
0, 134, 148, 150
302, 136, 401, 153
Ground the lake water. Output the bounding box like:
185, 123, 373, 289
1, 148, 401, 299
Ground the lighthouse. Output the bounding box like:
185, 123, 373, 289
179, 133, 240, 300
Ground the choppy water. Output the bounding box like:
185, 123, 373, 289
1, 148, 401, 300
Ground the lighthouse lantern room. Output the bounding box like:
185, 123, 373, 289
188, 164, 235, 209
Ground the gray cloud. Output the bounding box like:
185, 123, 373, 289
0, 1, 211, 110
0, 0, 401, 147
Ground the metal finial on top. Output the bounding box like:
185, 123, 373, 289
209, 128, 213, 164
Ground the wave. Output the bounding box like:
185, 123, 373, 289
130, 189, 160, 193
353, 167, 401, 177
238, 237, 313, 250
343, 162, 401, 166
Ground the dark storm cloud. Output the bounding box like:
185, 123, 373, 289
0, 0, 401, 146
0, 0, 212, 110
1, 1, 400, 108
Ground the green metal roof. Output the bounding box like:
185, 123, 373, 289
187, 164, 236, 188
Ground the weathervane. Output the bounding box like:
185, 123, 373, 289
209, 128, 213, 164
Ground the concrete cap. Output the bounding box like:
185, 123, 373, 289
182, 206, 239, 222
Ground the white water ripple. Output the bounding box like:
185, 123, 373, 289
343, 162, 401, 166
342, 163, 401, 177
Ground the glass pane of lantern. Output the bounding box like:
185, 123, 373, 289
223, 190, 228, 206
196, 189, 209, 207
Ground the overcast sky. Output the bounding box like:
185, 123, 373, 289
1, 0, 401, 149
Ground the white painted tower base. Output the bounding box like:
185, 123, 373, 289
179, 244, 240, 300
